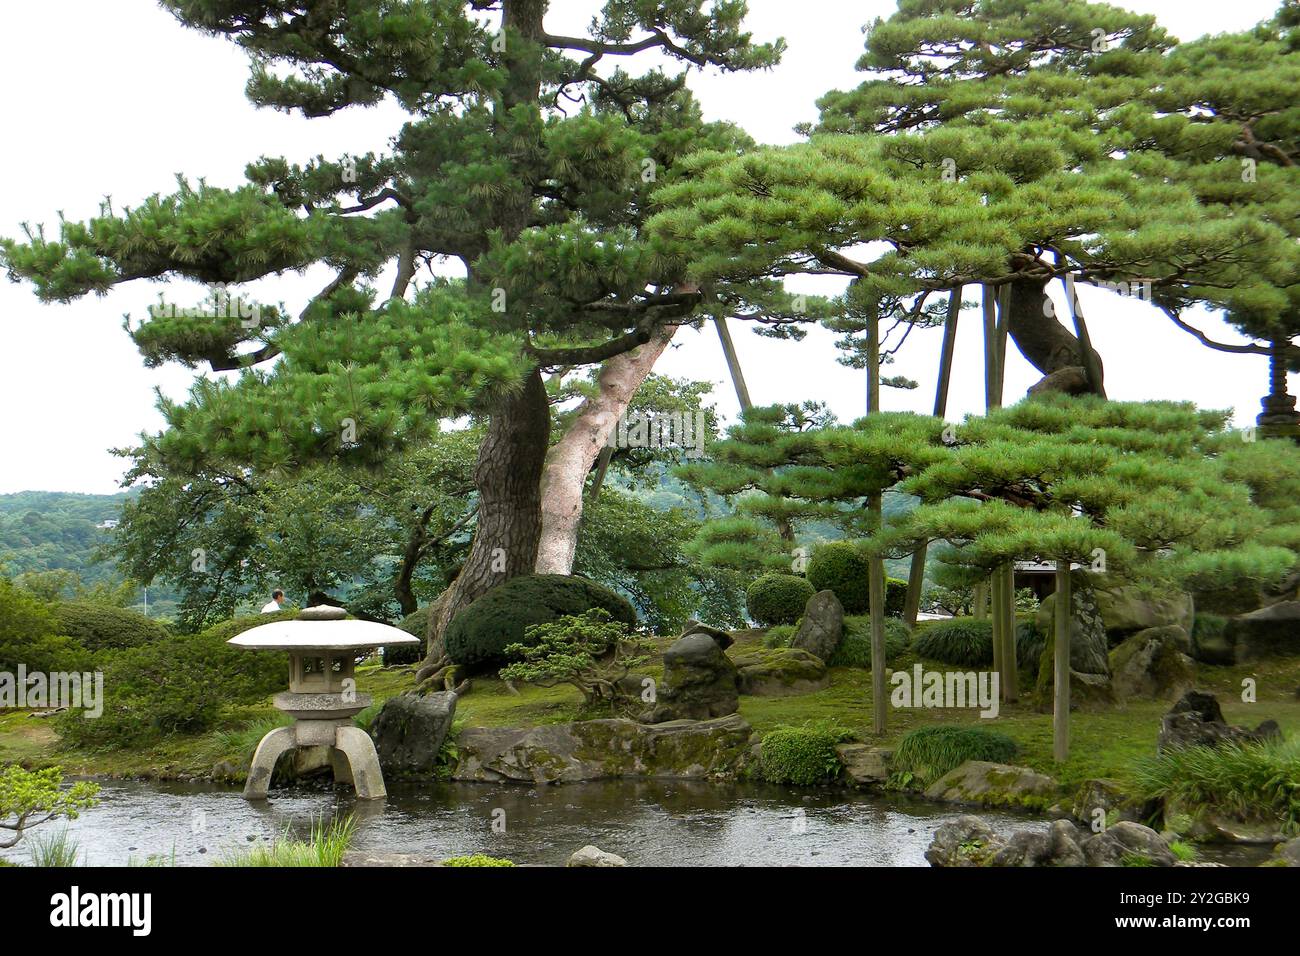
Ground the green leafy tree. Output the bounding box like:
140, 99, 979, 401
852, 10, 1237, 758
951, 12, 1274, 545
0, 766, 99, 850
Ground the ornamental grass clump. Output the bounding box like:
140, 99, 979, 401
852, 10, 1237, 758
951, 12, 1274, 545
890, 726, 1019, 789
1130, 737, 1300, 834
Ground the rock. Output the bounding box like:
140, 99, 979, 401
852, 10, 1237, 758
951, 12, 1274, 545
1186, 812, 1287, 845
836, 744, 891, 787
1274, 837, 1300, 866
1070, 778, 1127, 825
639, 631, 739, 723
451, 714, 753, 784
923, 760, 1058, 808
1226, 601, 1300, 662
1156, 690, 1280, 753
292, 745, 333, 777
790, 590, 844, 662
567, 845, 628, 867
342, 851, 443, 867
298, 604, 349, 621
680, 619, 735, 651
925, 815, 1006, 867
1093, 586, 1194, 640
371, 691, 458, 776
730, 646, 829, 696
1109, 626, 1195, 701
926, 817, 1179, 868
1082, 821, 1177, 867
1191, 620, 1236, 665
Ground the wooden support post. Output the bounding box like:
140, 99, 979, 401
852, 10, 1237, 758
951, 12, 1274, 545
713, 317, 753, 410
1053, 562, 1072, 762
1001, 562, 1018, 701
973, 581, 988, 620
996, 283, 1012, 401
1062, 275, 1106, 399
904, 286, 963, 627
866, 303, 887, 736
982, 284, 1002, 411
989, 571, 1003, 682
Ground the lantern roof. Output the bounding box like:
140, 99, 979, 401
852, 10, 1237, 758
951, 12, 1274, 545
228, 618, 419, 652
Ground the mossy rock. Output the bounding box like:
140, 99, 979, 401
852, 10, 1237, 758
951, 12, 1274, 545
730, 646, 829, 696
922, 760, 1058, 811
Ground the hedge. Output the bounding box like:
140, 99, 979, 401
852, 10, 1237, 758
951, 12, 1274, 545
445, 574, 637, 673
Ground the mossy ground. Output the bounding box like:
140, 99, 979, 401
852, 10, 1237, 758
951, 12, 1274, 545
5, 633, 1298, 796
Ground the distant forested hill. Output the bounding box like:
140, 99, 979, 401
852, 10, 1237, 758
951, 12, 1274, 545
0, 490, 131, 582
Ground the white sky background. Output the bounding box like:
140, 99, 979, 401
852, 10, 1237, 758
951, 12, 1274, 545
0, 0, 1288, 495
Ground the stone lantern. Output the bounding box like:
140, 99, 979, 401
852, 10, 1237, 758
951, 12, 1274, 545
229, 605, 419, 800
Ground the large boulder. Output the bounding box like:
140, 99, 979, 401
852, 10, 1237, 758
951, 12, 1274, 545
923, 760, 1058, 809
1093, 585, 1194, 641
451, 714, 753, 784
927, 816, 1178, 867
730, 646, 829, 696
1109, 626, 1195, 702
640, 626, 739, 723
1225, 601, 1300, 662
1156, 690, 1281, 753
836, 744, 892, 787
1082, 821, 1178, 867
370, 691, 459, 776
789, 589, 844, 662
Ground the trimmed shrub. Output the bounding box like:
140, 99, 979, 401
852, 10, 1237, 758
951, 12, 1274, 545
52, 601, 170, 652
745, 573, 815, 626
54, 612, 295, 749
832, 616, 911, 667
758, 723, 852, 786
445, 574, 636, 673
807, 542, 869, 612
805, 542, 907, 616
0, 580, 89, 674
891, 726, 1019, 788
911, 617, 1041, 668
386, 606, 429, 665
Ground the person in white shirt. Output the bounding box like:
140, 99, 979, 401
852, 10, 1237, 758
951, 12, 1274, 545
261, 589, 285, 614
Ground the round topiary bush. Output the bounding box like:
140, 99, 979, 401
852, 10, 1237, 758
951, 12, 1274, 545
832, 616, 911, 666
745, 573, 815, 626
52, 601, 170, 652
805, 543, 908, 617
911, 616, 1043, 668
445, 574, 637, 673
891, 725, 1019, 787
806, 542, 870, 613
386, 606, 429, 665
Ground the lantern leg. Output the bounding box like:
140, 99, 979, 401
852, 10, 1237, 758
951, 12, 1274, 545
243, 726, 297, 800
334, 726, 387, 800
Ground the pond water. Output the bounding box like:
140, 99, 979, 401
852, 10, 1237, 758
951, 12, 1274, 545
2, 778, 1271, 866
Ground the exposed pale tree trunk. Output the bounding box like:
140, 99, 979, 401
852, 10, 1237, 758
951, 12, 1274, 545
714, 317, 752, 409
535, 323, 679, 574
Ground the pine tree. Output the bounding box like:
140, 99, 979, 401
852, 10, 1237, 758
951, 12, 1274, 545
0, 1, 788, 668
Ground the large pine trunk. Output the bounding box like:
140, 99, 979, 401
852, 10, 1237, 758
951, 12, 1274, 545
535, 324, 678, 574
423, 367, 550, 663
1006, 277, 1105, 395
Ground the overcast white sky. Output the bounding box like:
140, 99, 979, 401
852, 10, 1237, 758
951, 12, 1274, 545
0, 0, 1287, 495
